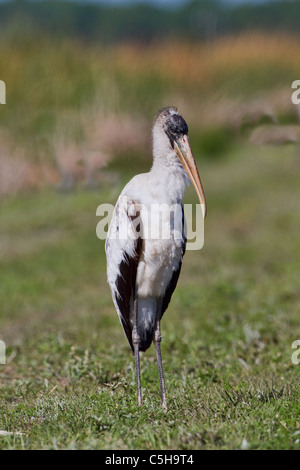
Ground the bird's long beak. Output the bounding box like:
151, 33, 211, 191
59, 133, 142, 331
174, 135, 207, 218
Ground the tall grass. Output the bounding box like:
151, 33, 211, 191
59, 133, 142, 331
0, 32, 300, 195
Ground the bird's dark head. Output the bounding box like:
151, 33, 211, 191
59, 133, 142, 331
164, 111, 188, 149
153, 106, 188, 149
152, 106, 206, 218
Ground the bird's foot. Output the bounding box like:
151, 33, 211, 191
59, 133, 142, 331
161, 400, 168, 411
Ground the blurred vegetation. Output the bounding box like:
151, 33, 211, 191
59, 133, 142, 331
0, 1, 300, 192
1, 0, 300, 43
0, 30, 300, 193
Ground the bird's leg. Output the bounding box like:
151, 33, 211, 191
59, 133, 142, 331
132, 298, 142, 407
153, 305, 167, 410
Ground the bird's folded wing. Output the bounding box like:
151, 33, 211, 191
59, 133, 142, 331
105, 195, 142, 350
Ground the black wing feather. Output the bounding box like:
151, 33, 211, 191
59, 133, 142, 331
113, 208, 142, 352
115, 236, 142, 351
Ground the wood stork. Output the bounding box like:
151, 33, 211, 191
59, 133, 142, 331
105, 107, 206, 409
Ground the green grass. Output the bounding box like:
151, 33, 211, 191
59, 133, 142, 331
1, 143, 300, 449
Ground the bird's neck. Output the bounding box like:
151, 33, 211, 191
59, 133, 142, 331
150, 154, 189, 203
150, 130, 190, 202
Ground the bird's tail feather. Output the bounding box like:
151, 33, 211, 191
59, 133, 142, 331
137, 298, 157, 352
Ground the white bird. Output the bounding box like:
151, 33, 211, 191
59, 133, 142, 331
105, 107, 206, 409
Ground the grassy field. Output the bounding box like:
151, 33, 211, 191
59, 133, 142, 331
1, 29, 300, 450
1, 140, 300, 449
